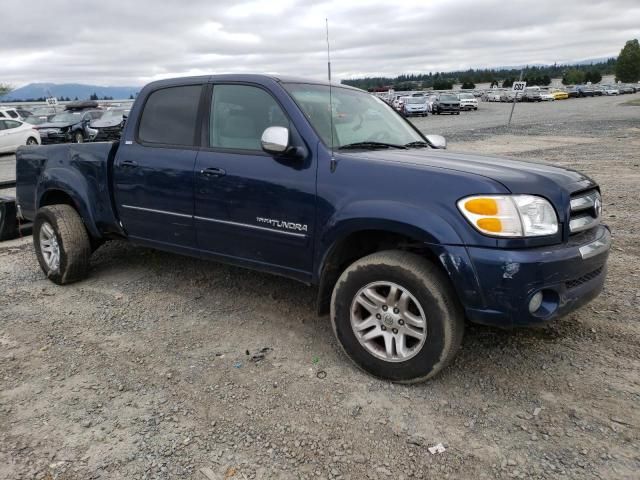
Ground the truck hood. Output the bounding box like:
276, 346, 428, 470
345, 148, 596, 196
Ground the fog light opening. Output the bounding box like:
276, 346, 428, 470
529, 289, 560, 318
528, 292, 544, 314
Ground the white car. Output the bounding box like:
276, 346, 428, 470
457, 93, 478, 110
601, 85, 619, 95
0, 107, 22, 120
540, 91, 555, 101
485, 91, 502, 102
0, 119, 41, 153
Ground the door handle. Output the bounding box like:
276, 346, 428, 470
200, 167, 226, 178
120, 160, 138, 168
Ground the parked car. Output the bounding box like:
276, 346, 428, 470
522, 87, 542, 102
431, 93, 460, 114
550, 89, 569, 100
0, 107, 22, 120
619, 85, 635, 94
457, 93, 478, 110
0, 119, 40, 153
391, 95, 405, 111
401, 97, 429, 116
500, 91, 522, 102
16, 74, 611, 383
35, 109, 103, 144
90, 108, 128, 140
600, 85, 619, 95
570, 85, 595, 98
16, 108, 33, 120
23, 114, 56, 126
425, 95, 437, 112
484, 91, 502, 102
567, 87, 579, 98
540, 90, 555, 101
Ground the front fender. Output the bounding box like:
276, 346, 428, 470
315, 200, 465, 280
320, 200, 464, 249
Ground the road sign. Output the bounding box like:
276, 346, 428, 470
512, 81, 527, 92
46, 97, 58, 106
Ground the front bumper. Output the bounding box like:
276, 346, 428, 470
436, 225, 611, 327
404, 108, 428, 116
39, 131, 72, 144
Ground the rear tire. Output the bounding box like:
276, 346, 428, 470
330, 251, 464, 383
74, 131, 84, 143
33, 205, 91, 285
26, 137, 38, 146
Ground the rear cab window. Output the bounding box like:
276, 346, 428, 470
138, 85, 202, 146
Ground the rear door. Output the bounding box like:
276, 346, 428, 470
113, 84, 204, 250
193, 83, 316, 278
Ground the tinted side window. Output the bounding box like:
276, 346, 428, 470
5, 120, 21, 129
138, 85, 202, 146
0, 121, 6, 130
7, 110, 19, 118
210, 85, 288, 151
0, 112, 5, 118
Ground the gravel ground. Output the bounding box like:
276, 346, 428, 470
1, 94, 639, 480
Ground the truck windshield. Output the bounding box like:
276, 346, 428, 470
284, 83, 424, 148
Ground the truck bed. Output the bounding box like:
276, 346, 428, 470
16, 142, 122, 237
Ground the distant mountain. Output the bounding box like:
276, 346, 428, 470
0, 83, 140, 101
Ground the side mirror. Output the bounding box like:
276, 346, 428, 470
261, 126, 289, 154
425, 134, 446, 149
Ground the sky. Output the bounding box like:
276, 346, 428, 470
1, 0, 639, 87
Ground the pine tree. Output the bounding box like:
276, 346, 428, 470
615, 39, 640, 82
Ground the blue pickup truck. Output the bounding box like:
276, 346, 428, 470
15, 74, 611, 382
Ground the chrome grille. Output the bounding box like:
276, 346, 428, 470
569, 189, 601, 234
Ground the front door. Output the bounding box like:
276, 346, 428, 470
114, 84, 203, 250
194, 84, 316, 279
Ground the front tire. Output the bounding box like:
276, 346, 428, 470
74, 131, 84, 143
26, 137, 38, 146
330, 251, 464, 383
33, 205, 91, 285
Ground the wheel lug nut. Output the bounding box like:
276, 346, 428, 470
382, 305, 388, 311
398, 319, 405, 325
376, 314, 381, 319
381, 325, 387, 331
393, 308, 399, 314
392, 328, 398, 334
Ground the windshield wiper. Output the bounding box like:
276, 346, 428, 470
338, 141, 407, 150
404, 141, 430, 148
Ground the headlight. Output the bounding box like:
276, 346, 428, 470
457, 195, 558, 237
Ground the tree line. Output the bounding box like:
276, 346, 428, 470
343, 59, 617, 91
342, 39, 640, 91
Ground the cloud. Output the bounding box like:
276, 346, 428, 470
1, 0, 638, 86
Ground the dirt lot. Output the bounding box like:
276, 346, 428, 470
1, 95, 639, 480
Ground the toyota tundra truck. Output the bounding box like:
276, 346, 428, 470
15, 75, 611, 382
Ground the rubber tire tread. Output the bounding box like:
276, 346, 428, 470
33, 205, 91, 285
330, 250, 464, 383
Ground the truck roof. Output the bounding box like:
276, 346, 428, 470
143, 74, 361, 91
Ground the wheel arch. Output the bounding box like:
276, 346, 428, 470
37, 176, 100, 239
315, 211, 464, 315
